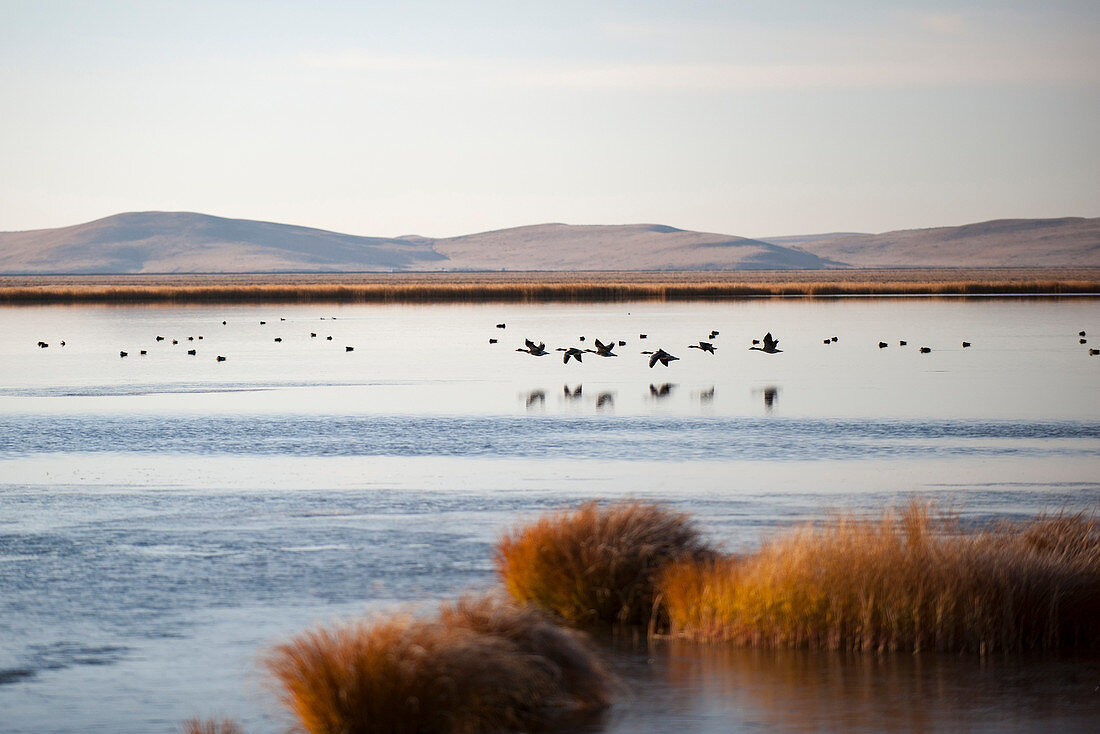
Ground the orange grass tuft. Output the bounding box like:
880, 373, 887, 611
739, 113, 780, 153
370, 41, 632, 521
659, 502, 1100, 652
180, 717, 244, 734
494, 501, 715, 629
265, 595, 611, 734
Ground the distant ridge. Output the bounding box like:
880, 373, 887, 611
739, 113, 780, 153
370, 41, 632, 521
1, 212, 1097, 273
760, 217, 1100, 268
0, 212, 839, 273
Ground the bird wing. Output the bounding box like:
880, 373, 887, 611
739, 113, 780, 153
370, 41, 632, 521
648, 352, 659, 368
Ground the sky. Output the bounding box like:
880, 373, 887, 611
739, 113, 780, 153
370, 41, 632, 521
1, 0, 1098, 239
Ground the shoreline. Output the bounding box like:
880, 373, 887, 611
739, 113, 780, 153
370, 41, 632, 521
2, 268, 1098, 304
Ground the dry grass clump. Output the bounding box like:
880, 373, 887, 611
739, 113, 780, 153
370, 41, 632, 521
180, 717, 243, 734
494, 501, 715, 629
265, 595, 610, 734
659, 502, 1100, 652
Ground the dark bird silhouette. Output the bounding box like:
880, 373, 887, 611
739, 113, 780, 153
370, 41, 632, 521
280, 318, 286, 321
187, 336, 194, 341
899, 340, 907, 346
688, 341, 716, 354
37, 341, 48, 348
346, 346, 354, 352
259, 321, 266, 325
156, 336, 165, 341
187, 349, 196, 355
558, 347, 584, 364
749, 333, 782, 354
326, 336, 333, 340
310, 333, 317, 338
139, 350, 146, 355
578, 336, 586, 342
709, 330, 720, 339
752, 339, 760, 345
216, 355, 226, 361
1090, 349, 1099, 356
823, 339, 831, 344
831, 336, 838, 342
274, 337, 282, 343
197, 336, 203, 340
119, 351, 127, 357
586, 339, 618, 357
1081, 339, 1088, 345
618, 340, 627, 347
920, 347, 931, 353
639, 333, 647, 339
496, 323, 506, 329
222, 321, 227, 325
878, 342, 888, 348
172, 339, 178, 345
1080, 331, 1087, 337
489, 338, 498, 344
962, 341, 971, 348
516, 339, 548, 356
59, 341, 65, 346
641, 348, 679, 367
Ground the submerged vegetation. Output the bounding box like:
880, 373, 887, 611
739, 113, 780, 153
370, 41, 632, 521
264, 595, 611, 734
494, 501, 714, 629
2, 269, 1099, 304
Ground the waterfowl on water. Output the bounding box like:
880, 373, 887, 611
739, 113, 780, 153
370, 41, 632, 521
489, 338, 498, 344
1081, 339, 1088, 345
59, 341, 65, 346
618, 340, 627, 347
496, 323, 506, 329
558, 347, 584, 364
172, 339, 178, 345
831, 336, 838, 342
516, 339, 548, 356
326, 336, 333, 341
139, 350, 147, 355
187, 336, 194, 341
260, 321, 266, 325
119, 351, 128, 357
187, 349, 196, 355
639, 334, 648, 339
310, 333, 317, 338
578, 336, 586, 342
1080, 331, 1087, 337
346, 346, 354, 352
222, 321, 227, 325
878, 342, 888, 348
37, 341, 48, 348
586, 339, 618, 357
641, 348, 679, 368
216, 355, 227, 361
156, 336, 165, 341
1090, 349, 1099, 356
274, 337, 282, 342
823, 339, 831, 345
899, 340, 907, 346
962, 341, 971, 348
749, 333, 782, 354
920, 347, 931, 353
709, 330, 720, 339
688, 341, 716, 354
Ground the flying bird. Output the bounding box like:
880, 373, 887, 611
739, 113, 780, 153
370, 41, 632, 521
558, 347, 585, 364
586, 339, 618, 357
641, 348, 679, 368
516, 339, 548, 356
688, 341, 716, 354
749, 333, 782, 354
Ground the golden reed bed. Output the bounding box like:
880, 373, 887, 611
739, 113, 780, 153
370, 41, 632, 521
2, 269, 1099, 304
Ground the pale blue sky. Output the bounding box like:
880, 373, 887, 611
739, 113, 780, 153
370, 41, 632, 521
1, 1, 1097, 238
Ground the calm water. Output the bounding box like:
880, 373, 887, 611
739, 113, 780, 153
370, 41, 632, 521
1, 298, 1098, 733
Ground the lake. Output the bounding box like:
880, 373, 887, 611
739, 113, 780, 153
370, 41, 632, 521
1, 297, 1098, 732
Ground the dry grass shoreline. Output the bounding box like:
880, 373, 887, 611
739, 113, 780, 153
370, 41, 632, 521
2, 268, 1099, 304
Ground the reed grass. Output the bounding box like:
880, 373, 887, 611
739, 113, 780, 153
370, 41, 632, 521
2, 270, 1098, 304
659, 502, 1100, 652
494, 501, 715, 629
180, 717, 243, 734
265, 595, 610, 734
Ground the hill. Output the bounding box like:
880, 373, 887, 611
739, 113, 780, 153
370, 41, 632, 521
0, 213, 838, 273
761, 217, 1100, 268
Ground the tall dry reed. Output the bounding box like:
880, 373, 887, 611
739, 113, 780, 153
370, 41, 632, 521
659, 502, 1100, 652
265, 595, 610, 734
494, 501, 715, 629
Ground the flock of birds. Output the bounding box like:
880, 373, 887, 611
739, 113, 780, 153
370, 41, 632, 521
33, 317, 356, 361
500, 326, 1099, 366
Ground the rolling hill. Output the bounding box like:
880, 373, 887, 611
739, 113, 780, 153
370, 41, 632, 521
1, 212, 1097, 273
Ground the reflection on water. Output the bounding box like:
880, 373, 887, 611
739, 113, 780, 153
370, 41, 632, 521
564, 384, 583, 401
697, 386, 715, 404
596, 391, 615, 410
763, 385, 779, 411
525, 389, 546, 409
588, 640, 1100, 733
649, 383, 675, 399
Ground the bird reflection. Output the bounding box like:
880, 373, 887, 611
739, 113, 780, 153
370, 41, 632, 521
596, 392, 614, 410
763, 385, 779, 411
649, 383, 675, 399
698, 386, 715, 403
563, 384, 583, 401
525, 389, 546, 408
